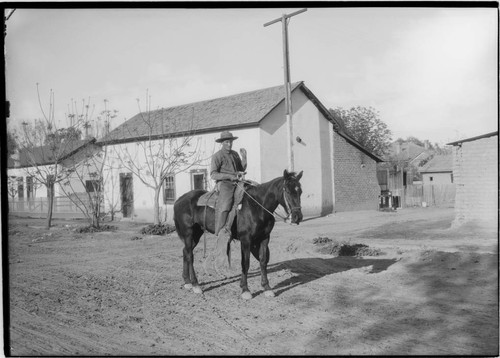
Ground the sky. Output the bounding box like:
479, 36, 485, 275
5, 6, 498, 145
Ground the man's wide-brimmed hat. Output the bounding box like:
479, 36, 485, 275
215, 131, 238, 143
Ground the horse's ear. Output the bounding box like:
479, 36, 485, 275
296, 170, 303, 181
283, 169, 290, 178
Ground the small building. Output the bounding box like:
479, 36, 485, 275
419, 155, 453, 185
98, 82, 383, 221
7, 138, 100, 218
447, 131, 498, 228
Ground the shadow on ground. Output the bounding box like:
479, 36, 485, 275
201, 256, 398, 296
305, 251, 499, 355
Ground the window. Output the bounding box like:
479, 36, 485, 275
163, 175, 176, 204
450, 173, 454, 183
26, 176, 33, 199
191, 169, 207, 190
86, 180, 102, 193
17, 177, 24, 199
429, 177, 433, 182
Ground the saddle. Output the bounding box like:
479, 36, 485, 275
196, 180, 259, 209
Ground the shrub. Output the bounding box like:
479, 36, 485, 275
75, 225, 117, 233
140, 223, 176, 235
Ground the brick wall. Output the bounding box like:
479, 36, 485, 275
452, 135, 498, 228
333, 132, 380, 211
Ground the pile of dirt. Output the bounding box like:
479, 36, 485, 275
313, 236, 382, 256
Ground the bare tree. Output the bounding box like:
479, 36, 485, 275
109, 92, 202, 224
59, 99, 117, 228
16, 85, 88, 229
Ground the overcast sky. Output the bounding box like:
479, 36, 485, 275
5, 6, 498, 145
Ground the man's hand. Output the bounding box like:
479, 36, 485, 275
239, 148, 247, 160
234, 171, 246, 181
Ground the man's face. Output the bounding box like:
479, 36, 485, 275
222, 139, 233, 151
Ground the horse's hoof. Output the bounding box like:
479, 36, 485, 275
184, 283, 193, 290
192, 286, 203, 294
241, 291, 253, 300
264, 290, 275, 298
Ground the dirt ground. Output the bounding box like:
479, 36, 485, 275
5, 207, 499, 356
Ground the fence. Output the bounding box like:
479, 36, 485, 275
8, 195, 95, 219
403, 184, 456, 208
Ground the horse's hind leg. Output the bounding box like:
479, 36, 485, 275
240, 239, 253, 300
182, 225, 204, 294
251, 235, 275, 297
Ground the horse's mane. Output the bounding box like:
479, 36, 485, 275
244, 171, 299, 196
245, 176, 282, 196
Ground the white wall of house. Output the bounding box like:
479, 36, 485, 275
260, 90, 334, 217
421, 172, 453, 185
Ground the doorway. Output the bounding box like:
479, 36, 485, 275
120, 173, 134, 218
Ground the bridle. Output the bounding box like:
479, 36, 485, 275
282, 182, 302, 219
236, 179, 301, 222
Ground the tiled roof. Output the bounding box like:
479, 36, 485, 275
7, 138, 95, 168
96, 81, 383, 162
446, 131, 498, 146
98, 82, 303, 145
419, 155, 453, 173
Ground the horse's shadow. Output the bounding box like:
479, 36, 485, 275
201, 256, 399, 297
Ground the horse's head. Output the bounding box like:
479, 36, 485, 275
282, 169, 304, 225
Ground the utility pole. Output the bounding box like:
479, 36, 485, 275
264, 8, 307, 172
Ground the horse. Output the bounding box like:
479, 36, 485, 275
173, 169, 303, 300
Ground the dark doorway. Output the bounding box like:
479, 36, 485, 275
120, 173, 134, 218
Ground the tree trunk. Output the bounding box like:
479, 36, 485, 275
92, 211, 100, 229
153, 187, 161, 225
46, 183, 54, 229
92, 196, 100, 229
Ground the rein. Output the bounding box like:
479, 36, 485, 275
235, 180, 296, 222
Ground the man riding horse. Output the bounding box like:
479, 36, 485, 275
210, 131, 247, 262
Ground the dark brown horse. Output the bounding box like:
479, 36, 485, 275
173, 169, 303, 299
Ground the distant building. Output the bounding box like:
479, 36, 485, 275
7, 138, 100, 218
447, 131, 498, 228
7, 138, 98, 200
377, 141, 433, 208
419, 155, 453, 185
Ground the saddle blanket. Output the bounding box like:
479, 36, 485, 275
197, 190, 218, 208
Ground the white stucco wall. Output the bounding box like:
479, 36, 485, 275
260, 90, 334, 217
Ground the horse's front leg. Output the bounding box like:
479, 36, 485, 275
253, 235, 274, 297
240, 239, 252, 300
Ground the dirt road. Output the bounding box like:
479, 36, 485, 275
7, 207, 498, 355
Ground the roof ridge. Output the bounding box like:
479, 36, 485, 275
140, 81, 303, 114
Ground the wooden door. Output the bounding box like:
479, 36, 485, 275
120, 173, 134, 218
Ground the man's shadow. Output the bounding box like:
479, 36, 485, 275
201, 256, 399, 297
